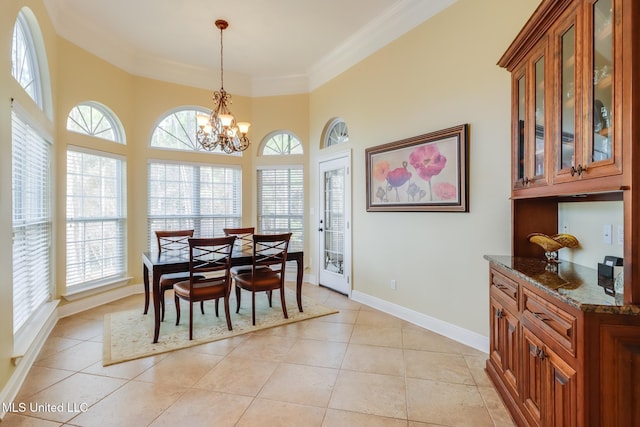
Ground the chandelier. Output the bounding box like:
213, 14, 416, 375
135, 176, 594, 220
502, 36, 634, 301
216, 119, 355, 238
196, 19, 251, 153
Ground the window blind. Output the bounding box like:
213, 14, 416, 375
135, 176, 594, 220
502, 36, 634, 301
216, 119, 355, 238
66, 149, 126, 288
12, 111, 52, 334
257, 167, 304, 251
147, 162, 241, 250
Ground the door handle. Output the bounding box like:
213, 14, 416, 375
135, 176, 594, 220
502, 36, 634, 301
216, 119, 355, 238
318, 228, 323, 232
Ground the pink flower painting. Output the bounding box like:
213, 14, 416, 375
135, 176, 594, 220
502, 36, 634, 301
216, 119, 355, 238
373, 160, 390, 182
409, 144, 447, 182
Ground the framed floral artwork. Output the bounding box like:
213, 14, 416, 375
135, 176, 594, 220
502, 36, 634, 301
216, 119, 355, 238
365, 124, 469, 212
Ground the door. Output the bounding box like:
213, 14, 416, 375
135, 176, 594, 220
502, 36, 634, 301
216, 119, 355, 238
318, 153, 351, 295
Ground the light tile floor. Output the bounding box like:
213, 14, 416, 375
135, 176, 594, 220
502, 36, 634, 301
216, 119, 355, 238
2, 283, 516, 427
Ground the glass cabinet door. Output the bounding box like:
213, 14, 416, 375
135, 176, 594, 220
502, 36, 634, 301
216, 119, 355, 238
560, 25, 576, 171
591, 0, 613, 162
534, 56, 545, 178
516, 74, 526, 185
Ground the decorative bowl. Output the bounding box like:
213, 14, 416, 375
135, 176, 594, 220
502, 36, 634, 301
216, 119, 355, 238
528, 233, 579, 263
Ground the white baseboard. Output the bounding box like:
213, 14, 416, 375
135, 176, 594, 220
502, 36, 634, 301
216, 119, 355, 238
57, 283, 143, 318
351, 290, 489, 354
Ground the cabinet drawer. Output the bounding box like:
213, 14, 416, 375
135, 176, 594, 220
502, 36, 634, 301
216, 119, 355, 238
490, 269, 519, 305
522, 289, 577, 355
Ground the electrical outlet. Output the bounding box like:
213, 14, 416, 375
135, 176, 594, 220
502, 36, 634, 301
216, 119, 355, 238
390, 279, 397, 290
603, 223, 613, 245
562, 223, 570, 234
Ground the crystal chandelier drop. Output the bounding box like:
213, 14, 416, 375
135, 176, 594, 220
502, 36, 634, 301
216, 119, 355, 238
196, 19, 251, 153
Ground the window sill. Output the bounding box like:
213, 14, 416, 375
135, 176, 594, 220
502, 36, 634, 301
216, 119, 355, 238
12, 300, 59, 366
63, 276, 133, 301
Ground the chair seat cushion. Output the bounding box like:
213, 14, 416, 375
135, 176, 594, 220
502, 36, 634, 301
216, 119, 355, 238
160, 272, 205, 289
234, 270, 283, 292
230, 265, 270, 276
173, 279, 226, 300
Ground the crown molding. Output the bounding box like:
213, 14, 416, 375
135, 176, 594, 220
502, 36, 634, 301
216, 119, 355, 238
43, 0, 456, 97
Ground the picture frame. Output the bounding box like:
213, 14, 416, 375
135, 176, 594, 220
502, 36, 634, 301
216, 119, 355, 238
365, 124, 469, 212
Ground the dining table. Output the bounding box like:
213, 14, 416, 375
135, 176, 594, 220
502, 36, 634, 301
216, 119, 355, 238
142, 248, 304, 343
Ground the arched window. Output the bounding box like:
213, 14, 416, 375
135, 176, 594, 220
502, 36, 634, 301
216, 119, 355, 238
11, 9, 53, 336
261, 131, 303, 155
11, 10, 42, 106
151, 107, 238, 155
322, 118, 349, 148
67, 102, 125, 143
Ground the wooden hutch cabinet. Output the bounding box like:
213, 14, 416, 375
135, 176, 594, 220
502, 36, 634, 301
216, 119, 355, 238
486, 0, 640, 425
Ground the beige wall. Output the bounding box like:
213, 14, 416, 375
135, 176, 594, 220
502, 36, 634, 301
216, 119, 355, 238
0, 0, 542, 393
308, 0, 540, 335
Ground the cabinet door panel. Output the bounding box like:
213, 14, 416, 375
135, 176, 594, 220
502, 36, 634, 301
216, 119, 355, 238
522, 328, 544, 426
545, 348, 578, 427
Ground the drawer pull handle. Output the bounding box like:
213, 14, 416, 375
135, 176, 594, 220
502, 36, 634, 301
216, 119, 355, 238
533, 311, 550, 322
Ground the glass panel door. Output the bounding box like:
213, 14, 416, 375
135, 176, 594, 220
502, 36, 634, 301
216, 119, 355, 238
592, 0, 613, 162
318, 155, 351, 295
534, 56, 545, 177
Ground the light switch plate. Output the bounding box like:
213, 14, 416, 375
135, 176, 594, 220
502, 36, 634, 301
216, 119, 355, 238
603, 223, 613, 245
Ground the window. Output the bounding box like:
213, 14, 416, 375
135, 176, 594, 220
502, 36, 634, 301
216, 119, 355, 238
257, 167, 304, 252
11, 11, 41, 106
150, 107, 239, 155
66, 149, 127, 289
67, 102, 125, 143
148, 162, 242, 249
323, 118, 349, 148
262, 131, 303, 155
12, 111, 52, 334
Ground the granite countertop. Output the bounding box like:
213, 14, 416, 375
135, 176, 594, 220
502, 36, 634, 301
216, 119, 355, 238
484, 255, 640, 315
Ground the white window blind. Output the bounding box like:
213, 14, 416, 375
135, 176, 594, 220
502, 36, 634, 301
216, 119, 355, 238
66, 149, 127, 288
257, 167, 304, 251
148, 162, 241, 250
12, 111, 52, 334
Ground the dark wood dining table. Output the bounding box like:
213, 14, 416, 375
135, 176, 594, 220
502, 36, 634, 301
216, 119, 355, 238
142, 249, 304, 343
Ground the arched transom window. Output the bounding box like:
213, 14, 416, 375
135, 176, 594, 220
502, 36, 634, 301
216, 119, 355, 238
12, 10, 42, 106
151, 107, 237, 155
67, 102, 125, 143
262, 131, 303, 156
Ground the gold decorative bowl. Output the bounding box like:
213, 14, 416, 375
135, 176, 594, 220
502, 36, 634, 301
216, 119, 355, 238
528, 233, 579, 262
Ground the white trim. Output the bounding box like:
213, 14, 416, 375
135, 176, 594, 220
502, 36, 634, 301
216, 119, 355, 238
62, 276, 132, 302
57, 282, 141, 318
67, 144, 126, 161
351, 290, 490, 354
308, 0, 457, 91
1, 301, 58, 420
147, 158, 242, 170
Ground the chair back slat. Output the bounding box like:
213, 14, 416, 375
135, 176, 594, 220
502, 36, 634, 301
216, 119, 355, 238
223, 227, 255, 252
253, 233, 292, 272
156, 229, 195, 253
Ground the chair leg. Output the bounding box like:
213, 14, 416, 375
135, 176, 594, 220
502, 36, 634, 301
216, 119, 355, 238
280, 286, 288, 319
223, 297, 232, 331
251, 290, 256, 326
267, 290, 273, 307
189, 302, 194, 340
200, 301, 205, 315
235, 285, 242, 313
215, 298, 219, 317
174, 295, 181, 325
160, 289, 166, 321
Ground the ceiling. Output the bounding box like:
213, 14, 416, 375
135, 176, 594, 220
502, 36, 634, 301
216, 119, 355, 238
42, 0, 456, 96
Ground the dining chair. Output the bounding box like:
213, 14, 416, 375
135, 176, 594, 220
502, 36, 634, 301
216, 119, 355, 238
173, 236, 236, 339
234, 233, 292, 325
155, 229, 204, 321
223, 227, 256, 276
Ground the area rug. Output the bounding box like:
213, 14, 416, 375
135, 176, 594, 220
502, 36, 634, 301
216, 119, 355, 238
103, 289, 338, 366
